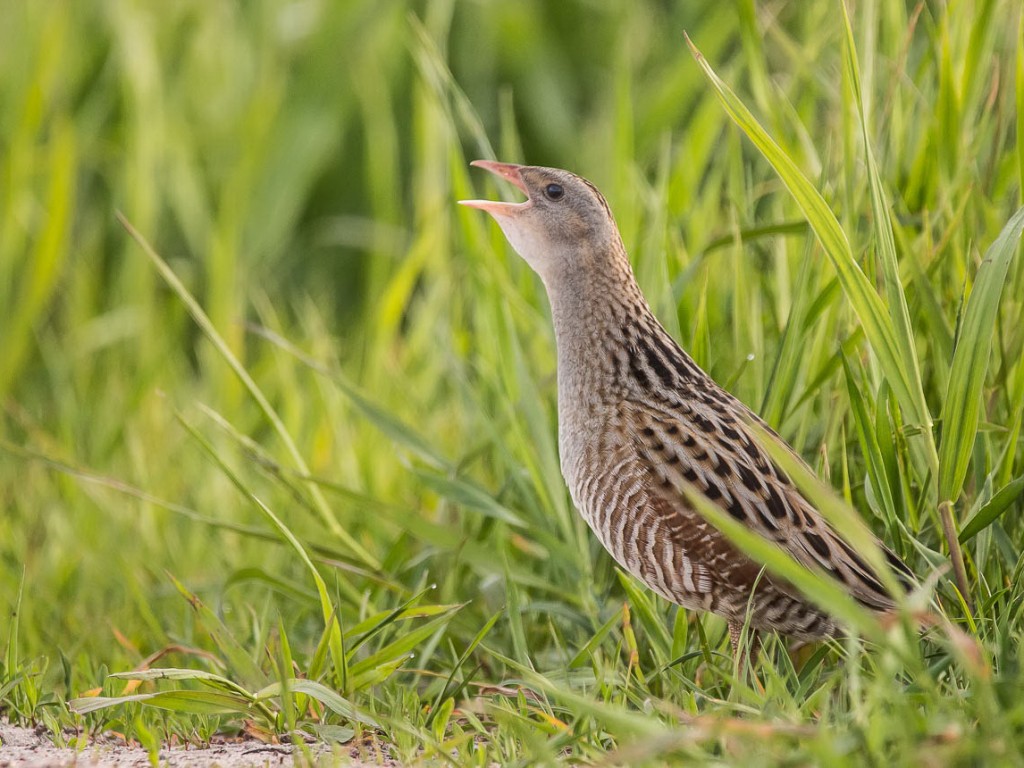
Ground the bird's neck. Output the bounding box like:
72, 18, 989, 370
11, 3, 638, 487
545, 243, 651, 403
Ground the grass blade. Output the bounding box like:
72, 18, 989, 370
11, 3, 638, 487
938, 206, 1024, 503
255, 679, 380, 728
70, 690, 256, 716
175, 414, 347, 689
166, 575, 268, 688
840, 1, 936, 481
685, 33, 934, 454
842, 357, 899, 535
116, 213, 380, 570
682, 482, 881, 642
959, 475, 1024, 544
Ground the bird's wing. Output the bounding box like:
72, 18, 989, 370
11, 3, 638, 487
618, 397, 909, 612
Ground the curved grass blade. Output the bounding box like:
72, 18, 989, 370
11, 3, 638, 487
425, 609, 501, 728
938, 206, 1024, 503
681, 480, 880, 643
224, 567, 319, 606
344, 583, 449, 656
166, 575, 268, 688
107, 667, 251, 692
345, 602, 462, 642
346, 610, 461, 680
246, 323, 447, 469
69, 689, 255, 716
743, 418, 910, 604
685, 34, 933, 453
568, 610, 621, 669
116, 212, 380, 571
255, 679, 380, 728
175, 415, 347, 689
959, 475, 1024, 544
840, 1, 937, 479
412, 469, 525, 527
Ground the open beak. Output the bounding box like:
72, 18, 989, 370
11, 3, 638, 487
458, 160, 531, 217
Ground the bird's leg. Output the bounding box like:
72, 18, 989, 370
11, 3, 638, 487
728, 621, 761, 669
728, 622, 765, 694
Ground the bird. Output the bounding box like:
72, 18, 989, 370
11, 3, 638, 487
460, 160, 914, 658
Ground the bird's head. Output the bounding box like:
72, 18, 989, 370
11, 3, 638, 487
460, 161, 622, 285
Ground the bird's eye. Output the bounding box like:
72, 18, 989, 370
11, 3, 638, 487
544, 183, 564, 201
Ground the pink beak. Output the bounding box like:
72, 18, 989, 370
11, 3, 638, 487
458, 160, 531, 217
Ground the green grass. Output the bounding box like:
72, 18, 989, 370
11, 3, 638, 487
2, 0, 1023, 764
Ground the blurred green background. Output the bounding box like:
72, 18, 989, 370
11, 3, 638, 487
2, 0, 1023, 763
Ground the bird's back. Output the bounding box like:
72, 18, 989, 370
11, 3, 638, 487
556, 301, 907, 640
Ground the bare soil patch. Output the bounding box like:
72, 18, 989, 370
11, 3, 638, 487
0, 721, 396, 767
